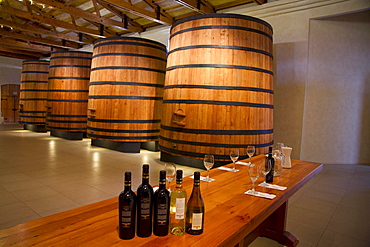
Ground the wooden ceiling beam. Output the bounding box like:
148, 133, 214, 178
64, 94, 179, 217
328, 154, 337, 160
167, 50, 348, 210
0, 5, 107, 38
0, 37, 65, 53
32, 0, 143, 33
253, 0, 266, 5
96, 0, 143, 30
0, 51, 41, 60
100, 0, 174, 25
174, 0, 214, 14
0, 29, 82, 49
0, 46, 46, 58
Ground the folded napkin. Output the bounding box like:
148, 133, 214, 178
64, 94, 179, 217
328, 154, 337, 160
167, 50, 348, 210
244, 190, 276, 199
218, 167, 239, 172
258, 182, 287, 191
190, 175, 215, 182
236, 161, 250, 166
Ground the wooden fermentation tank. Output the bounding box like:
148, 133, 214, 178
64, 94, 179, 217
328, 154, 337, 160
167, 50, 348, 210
46, 51, 92, 138
87, 37, 167, 151
19, 60, 49, 130
159, 14, 274, 161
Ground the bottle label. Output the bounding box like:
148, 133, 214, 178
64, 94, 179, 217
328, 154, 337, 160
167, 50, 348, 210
157, 203, 168, 225
191, 213, 203, 230
121, 206, 132, 228
140, 199, 150, 219
175, 198, 185, 219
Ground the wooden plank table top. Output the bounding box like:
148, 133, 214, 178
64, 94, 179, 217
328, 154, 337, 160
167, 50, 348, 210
0, 155, 323, 247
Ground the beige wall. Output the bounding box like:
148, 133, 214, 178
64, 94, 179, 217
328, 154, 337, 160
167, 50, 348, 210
302, 11, 370, 164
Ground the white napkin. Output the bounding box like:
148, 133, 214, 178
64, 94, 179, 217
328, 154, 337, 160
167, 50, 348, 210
244, 190, 276, 199
218, 167, 239, 172
190, 175, 215, 182
258, 183, 287, 191
236, 161, 250, 166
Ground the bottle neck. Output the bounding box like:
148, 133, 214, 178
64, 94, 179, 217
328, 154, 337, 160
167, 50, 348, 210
142, 174, 149, 184
159, 180, 166, 189
124, 181, 132, 191
190, 181, 200, 196
175, 179, 183, 188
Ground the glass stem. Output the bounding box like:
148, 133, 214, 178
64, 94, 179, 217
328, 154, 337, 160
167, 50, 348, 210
207, 169, 210, 181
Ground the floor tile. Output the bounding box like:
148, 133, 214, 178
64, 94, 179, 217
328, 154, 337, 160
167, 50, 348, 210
291, 196, 337, 216
0, 202, 38, 224
10, 186, 60, 201
23, 194, 81, 216
317, 229, 370, 247
288, 206, 331, 229
2, 179, 45, 192
286, 220, 325, 246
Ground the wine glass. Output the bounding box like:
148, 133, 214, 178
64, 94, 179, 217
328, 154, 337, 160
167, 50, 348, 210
203, 154, 214, 182
229, 149, 239, 172
260, 159, 271, 186
164, 163, 176, 191
246, 145, 255, 164
248, 163, 260, 194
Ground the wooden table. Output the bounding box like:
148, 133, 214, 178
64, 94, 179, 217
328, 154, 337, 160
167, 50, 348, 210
0, 155, 322, 247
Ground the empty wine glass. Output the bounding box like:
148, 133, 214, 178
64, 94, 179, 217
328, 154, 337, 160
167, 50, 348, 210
204, 154, 214, 182
260, 159, 271, 186
248, 163, 261, 194
229, 149, 239, 172
164, 163, 176, 191
246, 145, 255, 164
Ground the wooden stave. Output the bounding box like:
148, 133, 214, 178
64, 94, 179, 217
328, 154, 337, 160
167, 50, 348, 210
87, 37, 167, 142
160, 14, 274, 160
46, 51, 92, 132
19, 60, 49, 125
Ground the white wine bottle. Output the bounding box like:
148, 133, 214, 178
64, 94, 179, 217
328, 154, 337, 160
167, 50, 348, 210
169, 170, 187, 235
186, 171, 204, 235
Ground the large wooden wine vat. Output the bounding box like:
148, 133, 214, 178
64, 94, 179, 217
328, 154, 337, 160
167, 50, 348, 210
87, 37, 167, 147
19, 60, 49, 129
46, 51, 92, 137
159, 14, 274, 161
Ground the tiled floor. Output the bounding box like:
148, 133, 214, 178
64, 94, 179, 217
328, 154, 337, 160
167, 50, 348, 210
1, 123, 369, 246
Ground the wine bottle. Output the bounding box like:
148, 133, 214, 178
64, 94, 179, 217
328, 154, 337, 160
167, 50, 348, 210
136, 164, 153, 237
186, 171, 205, 235
118, 172, 137, 240
169, 170, 187, 235
265, 147, 275, 183
153, 170, 170, 236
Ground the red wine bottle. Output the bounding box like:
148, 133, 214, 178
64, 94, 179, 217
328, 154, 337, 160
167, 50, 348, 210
186, 171, 205, 235
265, 147, 275, 183
153, 170, 170, 236
136, 164, 153, 237
118, 172, 137, 240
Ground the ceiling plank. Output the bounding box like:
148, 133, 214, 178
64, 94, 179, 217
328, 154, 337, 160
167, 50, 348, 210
0, 46, 46, 58
32, 0, 143, 33
96, 0, 143, 30
100, 0, 174, 25
0, 37, 65, 53
0, 51, 41, 60
0, 5, 108, 38
174, 0, 214, 14
0, 29, 81, 49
